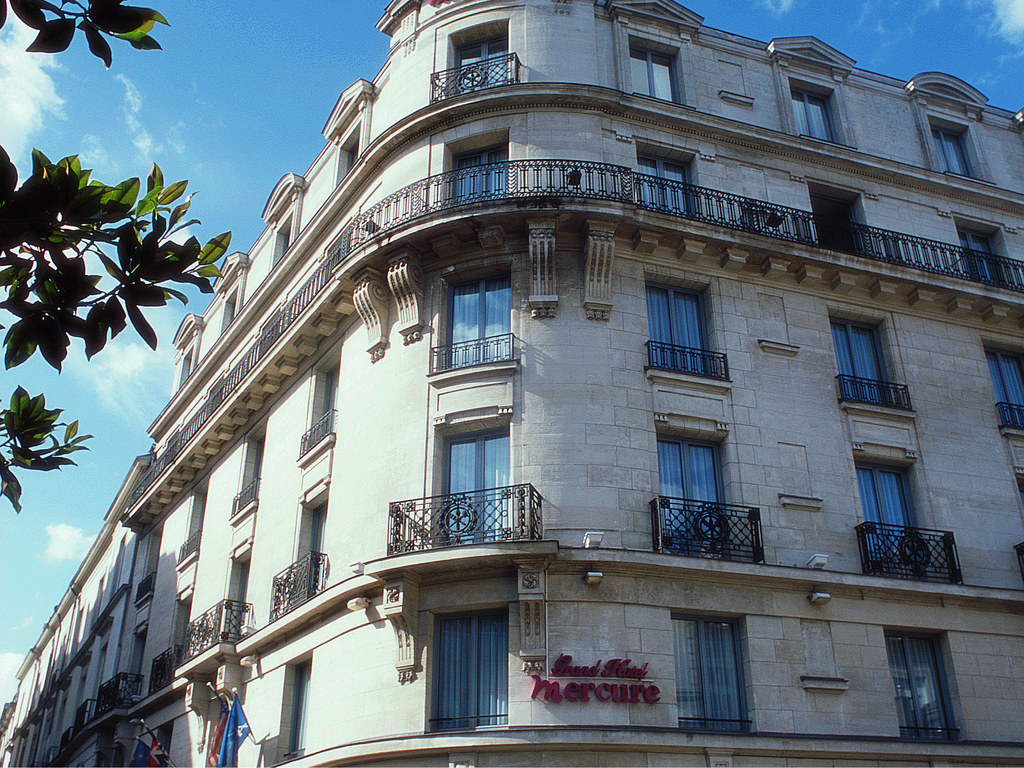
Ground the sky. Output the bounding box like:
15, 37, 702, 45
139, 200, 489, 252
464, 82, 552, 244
0, 0, 1022, 702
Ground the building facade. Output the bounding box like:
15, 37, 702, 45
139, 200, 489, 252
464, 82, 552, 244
5, 0, 1024, 765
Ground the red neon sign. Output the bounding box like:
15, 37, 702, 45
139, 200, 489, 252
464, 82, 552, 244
528, 654, 661, 704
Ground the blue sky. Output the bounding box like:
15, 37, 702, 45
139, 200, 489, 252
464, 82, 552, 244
0, 0, 1021, 699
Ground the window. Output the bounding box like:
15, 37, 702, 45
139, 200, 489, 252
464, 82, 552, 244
986, 349, 1024, 427
178, 349, 194, 390
301, 364, 337, 456
932, 127, 971, 176
673, 617, 747, 732
791, 88, 835, 142
452, 146, 508, 202
885, 634, 956, 740
957, 228, 1004, 284
457, 35, 507, 68
630, 47, 677, 102
234, 435, 264, 515
220, 293, 237, 335
636, 155, 694, 215
340, 134, 359, 180
657, 438, 720, 502
433, 613, 508, 730
857, 465, 913, 528
286, 659, 311, 755
830, 320, 909, 408
273, 218, 292, 266
438, 276, 512, 370
441, 430, 510, 544
809, 193, 856, 254
646, 286, 726, 379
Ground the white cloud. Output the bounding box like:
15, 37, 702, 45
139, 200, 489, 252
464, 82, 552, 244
760, 0, 796, 12
0, 21, 64, 172
43, 523, 93, 563
78, 134, 121, 178
992, 0, 1024, 40
0, 652, 23, 701
116, 74, 157, 157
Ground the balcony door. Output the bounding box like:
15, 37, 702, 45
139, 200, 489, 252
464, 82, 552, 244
657, 439, 719, 502
442, 431, 509, 544
857, 466, 913, 528
449, 276, 511, 368
456, 36, 507, 68
810, 193, 856, 254
452, 146, 507, 202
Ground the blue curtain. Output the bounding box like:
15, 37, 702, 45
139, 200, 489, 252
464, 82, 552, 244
886, 635, 949, 734
657, 441, 685, 498
674, 618, 742, 729
832, 322, 882, 380
647, 287, 672, 344
658, 440, 719, 501
686, 444, 718, 502
673, 619, 702, 721
857, 467, 912, 526
435, 614, 507, 728
451, 284, 479, 345
988, 352, 1024, 404
673, 292, 703, 350
648, 286, 704, 349
703, 621, 742, 725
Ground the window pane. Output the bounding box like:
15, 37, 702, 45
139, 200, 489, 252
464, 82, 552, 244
831, 324, 854, 377
792, 94, 810, 135
673, 618, 744, 731
673, 619, 703, 720
484, 277, 511, 337
703, 621, 742, 724
876, 470, 912, 527
476, 614, 508, 723
672, 291, 703, 349
482, 434, 510, 490
885, 634, 953, 738
447, 440, 477, 494
805, 94, 830, 140
685, 444, 718, 502
657, 441, 685, 498
650, 56, 673, 100
436, 615, 508, 729
630, 51, 650, 95
857, 467, 882, 523
436, 616, 474, 725
848, 325, 882, 381
998, 354, 1024, 404
646, 286, 672, 344
451, 284, 479, 344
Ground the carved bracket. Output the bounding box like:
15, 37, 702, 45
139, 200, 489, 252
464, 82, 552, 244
383, 578, 419, 683
353, 269, 390, 362
584, 223, 616, 321
527, 220, 558, 318
387, 253, 424, 344
517, 565, 546, 666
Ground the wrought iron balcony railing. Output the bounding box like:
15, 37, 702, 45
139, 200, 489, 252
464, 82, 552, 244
299, 410, 335, 458
650, 497, 765, 563
73, 698, 95, 730
178, 530, 201, 564
94, 672, 142, 718
389, 483, 542, 555
270, 552, 330, 621
679, 716, 751, 733
59, 726, 75, 752
836, 374, 913, 410
855, 521, 962, 583
646, 341, 729, 380
1016, 542, 1024, 583
996, 401, 1024, 428
900, 725, 960, 741
148, 645, 183, 695
134, 571, 156, 603
232, 478, 259, 517
431, 52, 520, 103
430, 333, 516, 372
183, 599, 254, 661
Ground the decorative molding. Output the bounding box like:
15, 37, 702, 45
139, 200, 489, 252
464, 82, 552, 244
778, 493, 823, 512
584, 222, 616, 321
757, 339, 800, 356
800, 675, 850, 693
386, 252, 424, 344
522, 658, 547, 674
718, 90, 754, 107
527, 220, 558, 318
518, 565, 546, 663
382, 578, 419, 684
353, 269, 390, 362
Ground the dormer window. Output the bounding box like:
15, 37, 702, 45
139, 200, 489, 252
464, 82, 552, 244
932, 127, 971, 176
791, 88, 835, 142
630, 46, 677, 102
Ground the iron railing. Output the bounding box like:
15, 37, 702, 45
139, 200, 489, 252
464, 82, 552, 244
646, 341, 729, 380
855, 521, 962, 583
389, 483, 542, 555
679, 716, 751, 732
430, 333, 515, 372
59, 726, 74, 752
270, 552, 330, 621
900, 725, 959, 741
182, 599, 254, 661
232, 478, 259, 517
997, 401, 1024, 428
94, 672, 142, 717
430, 712, 508, 731
126, 158, 1024, 512
431, 52, 520, 103
134, 571, 156, 603
651, 497, 764, 563
836, 375, 913, 410
299, 410, 335, 458
1015, 542, 1024, 583
178, 530, 201, 564
148, 645, 183, 695
73, 699, 95, 730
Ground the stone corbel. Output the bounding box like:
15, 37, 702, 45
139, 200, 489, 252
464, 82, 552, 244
583, 222, 616, 321
517, 565, 546, 672
386, 252, 424, 344
527, 220, 558, 318
353, 269, 389, 362
383, 578, 419, 684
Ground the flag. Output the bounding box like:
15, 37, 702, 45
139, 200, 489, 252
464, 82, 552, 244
129, 736, 169, 767
217, 696, 252, 768
206, 697, 230, 767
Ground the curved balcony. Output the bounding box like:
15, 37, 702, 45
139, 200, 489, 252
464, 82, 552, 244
855, 521, 962, 584
650, 496, 764, 564
997, 401, 1024, 428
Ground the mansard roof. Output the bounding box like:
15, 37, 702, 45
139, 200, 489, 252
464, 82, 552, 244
767, 35, 855, 72
905, 71, 988, 107
606, 0, 704, 31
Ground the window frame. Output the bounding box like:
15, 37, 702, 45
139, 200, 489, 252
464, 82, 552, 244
931, 126, 972, 177
856, 464, 915, 528
431, 610, 509, 732
830, 319, 887, 382
629, 46, 679, 103
656, 436, 722, 503
438, 274, 513, 371
791, 87, 836, 142
884, 632, 957, 741
444, 428, 510, 495
286, 658, 312, 756
456, 35, 508, 68
672, 615, 748, 733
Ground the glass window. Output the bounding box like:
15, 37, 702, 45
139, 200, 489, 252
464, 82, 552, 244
646, 286, 725, 378
443, 276, 512, 369
657, 438, 719, 502
637, 155, 694, 214
288, 659, 311, 754
457, 36, 507, 67
987, 350, 1024, 406
673, 617, 746, 731
831, 320, 885, 382
857, 465, 914, 528
792, 89, 834, 141
441, 431, 510, 545
446, 431, 509, 495
958, 228, 1003, 283
630, 47, 677, 102
885, 634, 956, 740
932, 127, 971, 176
433, 613, 508, 730
452, 146, 508, 201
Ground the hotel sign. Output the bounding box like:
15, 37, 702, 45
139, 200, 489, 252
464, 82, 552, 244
528, 653, 661, 704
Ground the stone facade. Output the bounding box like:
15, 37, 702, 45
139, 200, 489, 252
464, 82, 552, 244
5, 1, 1024, 766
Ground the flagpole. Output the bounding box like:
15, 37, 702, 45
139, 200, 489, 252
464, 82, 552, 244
130, 718, 178, 768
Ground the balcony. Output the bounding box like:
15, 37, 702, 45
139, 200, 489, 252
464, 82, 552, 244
270, 552, 330, 621
1016, 542, 1024, 583
178, 530, 201, 565
430, 52, 520, 103
182, 599, 254, 661
299, 410, 335, 458
646, 341, 729, 380
134, 571, 156, 603
148, 645, 183, 695
94, 672, 142, 717
430, 333, 516, 373
651, 497, 764, 563
855, 521, 962, 583
59, 726, 75, 752
996, 401, 1024, 428
836, 375, 912, 410
388, 483, 542, 555
232, 478, 259, 517
73, 698, 95, 730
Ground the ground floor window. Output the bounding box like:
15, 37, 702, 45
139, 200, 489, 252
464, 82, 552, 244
433, 612, 508, 730
673, 616, 747, 732
885, 633, 956, 740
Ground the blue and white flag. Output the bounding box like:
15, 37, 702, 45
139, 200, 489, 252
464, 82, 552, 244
217, 696, 252, 767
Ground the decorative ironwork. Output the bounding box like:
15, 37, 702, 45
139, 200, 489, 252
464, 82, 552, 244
430, 333, 515, 372
183, 599, 254, 661
270, 552, 330, 621
388, 484, 542, 555
299, 410, 335, 458
679, 716, 751, 732
431, 52, 520, 103
997, 401, 1024, 428
430, 712, 508, 731
855, 521, 962, 583
73, 699, 95, 730
647, 341, 729, 380
651, 497, 764, 563
178, 530, 201, 564
94, 672, 142, 717
232, 478, 260, 517
134, 571, 156, 603
900, 725, 960, 741
1015, 542, 1024, 583
836, 375, 912, 410
148, 645, 183, 695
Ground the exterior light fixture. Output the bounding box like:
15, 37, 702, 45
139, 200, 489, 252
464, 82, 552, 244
583, 531, 603, 548
804, 553, 829, 569
585, 571, 603, 585
347, 596, 371, 611
807, 591, 831, 605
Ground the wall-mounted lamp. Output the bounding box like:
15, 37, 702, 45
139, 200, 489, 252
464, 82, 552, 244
239, 655, 259, 668
807, 591, 832, 606
347, 596, 371, 611
350, 561, 365, 576
804, 553, 829, 570
583, 531, 603, 549
585, 571, 604, 586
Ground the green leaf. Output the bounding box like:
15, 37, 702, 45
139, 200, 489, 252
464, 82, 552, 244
26, 19, 76, 54
64, 420, 78, 442
123, 32, 160, 50
0, 462, 24, 513
198, 232, 231, 264
124, 299, 157, 349
81, 21, 113, 68
157, 180, 187, 205
104, 177, 140, 209
135, 7, 169, 26
147, 164, 163, 192
197, 264, 221, 279
136, 187, 160, 217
